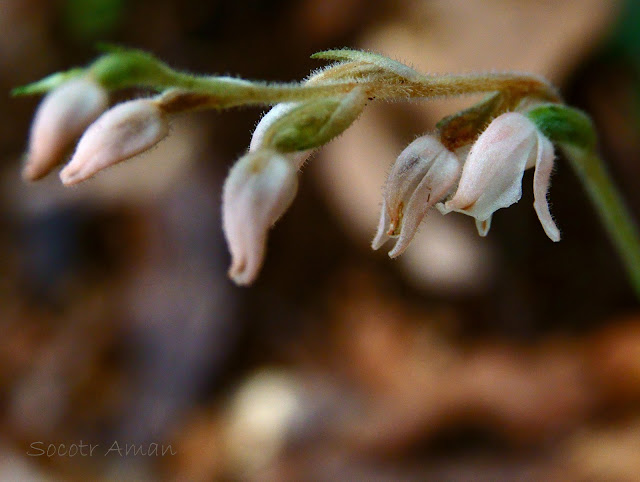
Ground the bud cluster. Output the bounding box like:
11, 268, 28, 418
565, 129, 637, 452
22, 77, 170, 186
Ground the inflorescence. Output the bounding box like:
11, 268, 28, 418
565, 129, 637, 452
13, 46, 640, 294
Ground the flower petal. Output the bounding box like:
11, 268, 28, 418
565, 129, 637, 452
372, 199, 391, 250
532, 131, 560, 241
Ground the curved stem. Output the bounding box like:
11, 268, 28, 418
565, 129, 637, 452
561, 144, 640, 299
409, 72, 560, 102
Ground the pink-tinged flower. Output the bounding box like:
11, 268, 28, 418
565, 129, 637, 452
373, 135, 461, 257
60, 99, 169, 186
438, 112, 560, 241
250, 103, 313, 169
223, 149, 298, 286
24, 77, 108, 181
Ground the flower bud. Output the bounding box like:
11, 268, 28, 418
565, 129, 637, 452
222, 149, 298, 286
24, 77, 108, 181
373, 135, 461, 257
60, 98, 169, 186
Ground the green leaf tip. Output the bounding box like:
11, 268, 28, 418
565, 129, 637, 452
526, 104, 597, 151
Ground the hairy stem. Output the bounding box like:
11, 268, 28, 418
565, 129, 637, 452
157, 70, 560, 113
158, 76, 363, 111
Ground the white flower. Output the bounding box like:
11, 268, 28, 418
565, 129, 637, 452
60, 98, 169, 185
372, 134, 461, 257
222, 149, 298, 286
438, 112, 560, 241
24, 77, 108, 181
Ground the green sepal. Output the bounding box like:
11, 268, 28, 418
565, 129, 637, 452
526, 104, 597, 151
11, 68, 85, 96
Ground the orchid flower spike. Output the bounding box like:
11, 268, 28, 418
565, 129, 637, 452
24, 77, 108, 181
222, 149, 298, 285
438, 112, 560, 241
373, 134, 461, 257
60, 98, 169, 185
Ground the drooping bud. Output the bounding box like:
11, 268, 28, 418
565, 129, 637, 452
60, 98, 169, 185
439, 112, 560, 241
24, 77, 108, 181
222, 149, 298, 286
373, 135, 461, 257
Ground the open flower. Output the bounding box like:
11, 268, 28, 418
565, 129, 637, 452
374, 112, 560, 258
438, 112, 560, 241
24, 77, 108, 181
222, 149, 298, 286
372, 134, 461, 257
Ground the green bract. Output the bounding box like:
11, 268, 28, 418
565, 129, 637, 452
526, 104, 597, 151
265, 88, 366, 152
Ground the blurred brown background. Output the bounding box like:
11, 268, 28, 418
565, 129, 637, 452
2, 0, 640, 480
